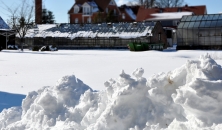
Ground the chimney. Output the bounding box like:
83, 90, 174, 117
35, 0, 42, 24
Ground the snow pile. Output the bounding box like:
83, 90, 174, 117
1, 54, 222, 130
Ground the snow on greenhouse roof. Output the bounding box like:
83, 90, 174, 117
25, 23, 154, 39
0, 16, 10, 30
148, 12, 193, 21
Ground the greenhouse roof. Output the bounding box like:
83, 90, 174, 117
24, 22, 155, 39
178, 14, 222, 29
0, 16, 10, 30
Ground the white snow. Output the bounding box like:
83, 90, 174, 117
25, 23, 152, 39
1, 50, 222, 129
149, 12, 193, 21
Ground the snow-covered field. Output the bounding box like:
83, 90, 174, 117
0, 49, 222, 129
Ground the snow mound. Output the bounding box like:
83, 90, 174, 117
1, 54, 222, 130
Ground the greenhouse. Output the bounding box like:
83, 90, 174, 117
177, 14, 222, 50
21, 22, 167, 50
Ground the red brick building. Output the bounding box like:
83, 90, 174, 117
68, 0, 119, 23
136, 5, 207, 22
68, 0, 138, 23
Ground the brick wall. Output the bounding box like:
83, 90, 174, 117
151, 22, 167, 48
35, 0, 42, 24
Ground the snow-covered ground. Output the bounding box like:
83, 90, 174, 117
1, 49, 222, 95
0, 49, 222, 129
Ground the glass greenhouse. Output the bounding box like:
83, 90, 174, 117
177, 14, 222, 50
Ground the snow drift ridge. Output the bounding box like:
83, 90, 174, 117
1, 54, 222, 130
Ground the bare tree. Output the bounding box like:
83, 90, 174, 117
1, 0, 34, 51
155, 0, 184, 8
138, 0, 156, 8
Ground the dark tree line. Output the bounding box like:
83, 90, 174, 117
42, 8, 55, 24
138, 0, 184, 8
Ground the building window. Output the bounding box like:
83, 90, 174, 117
83, 6, 91, 15
159, 9, 163, 13
114, 9, 116, 15
87, 17, 91, 23
122, 13, 125, 19
110, 0, 114, 5
106, 8, 109, 13
74, 7, 79, 14
158, 33, 161, 41
75, 18, 78, 23
178, 8, 182, 12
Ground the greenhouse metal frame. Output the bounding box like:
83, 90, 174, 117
177, 14, 222, 50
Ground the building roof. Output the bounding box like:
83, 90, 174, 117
25, 22, 154, 39
68, 0, 111, 14
119, 5, 137, 20
148, 12, 193, 21
178, 14, 222, 29
0, 16, 10, 30
136, 5, 207, 22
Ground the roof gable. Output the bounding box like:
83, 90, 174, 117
68, 0, 112, 14
109, 0, 116, 6
82, 2, 91, 7
93, 0, 111, 11
0, 16, 10, 30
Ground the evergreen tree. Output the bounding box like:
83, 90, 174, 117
106, 10, 117, 23
42, 8, 55, 24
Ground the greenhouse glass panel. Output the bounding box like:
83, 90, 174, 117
215, 29, 221, 36
209, 29, 215, 45
198, 29, 205, 45
218, 14, 222, 20
183, 22, 190, 28
202, 15, 208, 21
199, 21, 206, 28
205, 36, 211, 45
207, 15, 214, 20
203, 28, 209, 37
193, 29, 199, 45
185, 16, 192, 21
216, 20, 222, 27
196, 15, 203, 21
215, 36, 221, 45
210, 21, 217, 27
193, 22, 200, 28
177, 22, 185, 28
213, 14, 220, 20
188, 22, 195, 28
210, 35, 216, 45
199, 36, 204, 45
191, 16, 197, 21
183, 29, 188, 45
187, 29, 194, 45
181, 16, 188, 21
204, 21, 212, 28
177, 29, 183, 46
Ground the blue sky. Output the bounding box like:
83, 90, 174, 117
0, 0, 222, 23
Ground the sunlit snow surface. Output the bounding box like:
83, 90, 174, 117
1, 52, 222, 130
